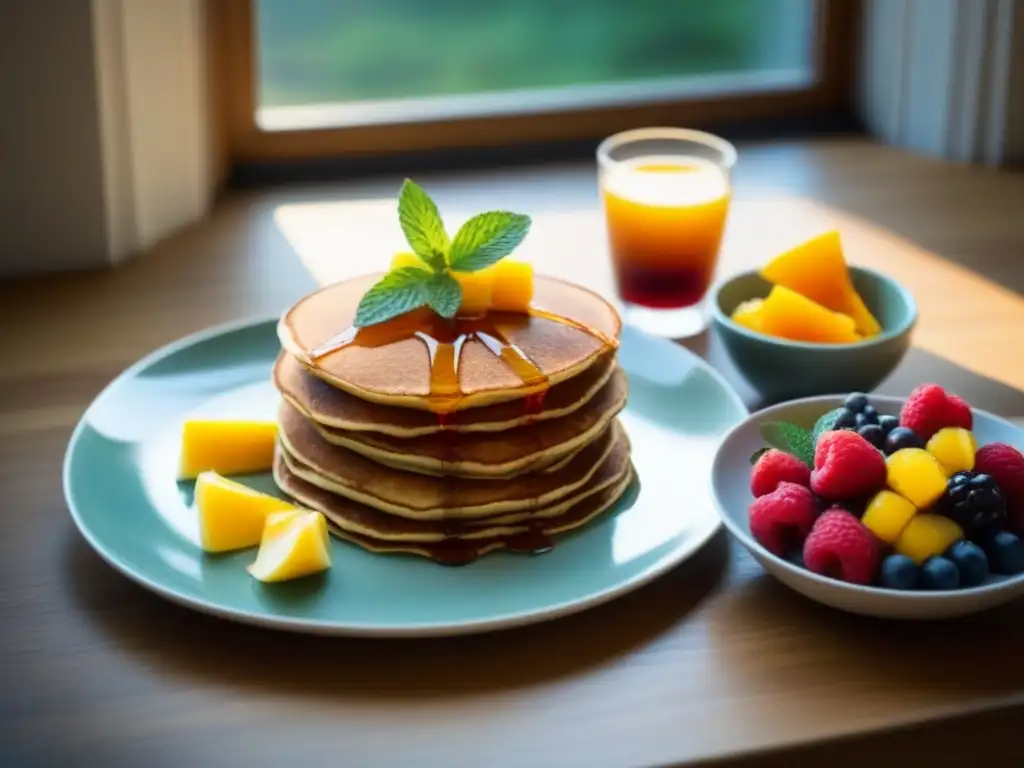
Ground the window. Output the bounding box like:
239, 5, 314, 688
213, 0, 856, 162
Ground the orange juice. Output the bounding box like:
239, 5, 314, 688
601, 156, 731, 308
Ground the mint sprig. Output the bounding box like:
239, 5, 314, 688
397, 180, 449, 267
353, 179, 532, 328
449, 211, 531, 272
812, 408, 845, 447
756, 421, 815, 467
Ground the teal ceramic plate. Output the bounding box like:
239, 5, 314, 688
64, 317, 746, 636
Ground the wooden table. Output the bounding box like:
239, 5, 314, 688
3, 140, 1024, 766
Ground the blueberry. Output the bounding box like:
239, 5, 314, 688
844, 393, 869, 413
920, 556, 961, 590
878, 554, 919, 590
857, 424, 886, 450
946, 540, 989, 587
985, 531, 1024, 575
885, 426, 925, 454
854, 413, 872, 429
861, 404, 878, 423
878, 414, 899, 434
833, 407, 857, 430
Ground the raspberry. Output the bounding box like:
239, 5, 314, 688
899, 384, 973, 441
974, 443, 1024, 534
748, 482, 818, 557
810, 430, 887, 501
750, 449, 811, 497
803, 508, 880, 585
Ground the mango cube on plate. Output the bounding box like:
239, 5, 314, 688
195, 471, 296, 553
178, 419, 278, 479
248, 509, 332, 583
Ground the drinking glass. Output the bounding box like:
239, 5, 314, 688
597, 127, 737, 338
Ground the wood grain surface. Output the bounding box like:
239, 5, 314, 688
2, 137, 1024, 767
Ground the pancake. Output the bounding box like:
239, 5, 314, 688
273, 349, 617, 437
278, 427, 630, 529
278, 403, 625, 519
280, 367, 629, 478
273, 444, 635, 559
277, 274, 622, 411
321, 473, 635, 565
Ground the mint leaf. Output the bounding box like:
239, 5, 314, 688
759, 421, 815, 467
353, 267, 433, 328
812, 408, 845, 446
398, 179, 450, 264
425, 273, 462, 319
749, 447, 770, 465
448, 211, 531, 272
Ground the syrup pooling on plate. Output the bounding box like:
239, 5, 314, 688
309, 306, 614, 419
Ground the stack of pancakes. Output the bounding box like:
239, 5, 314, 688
272, 274, 633, 564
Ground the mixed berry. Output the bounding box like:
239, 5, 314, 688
748, 383, 1024, 591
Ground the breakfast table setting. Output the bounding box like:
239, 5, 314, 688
5, 132, 1024, 766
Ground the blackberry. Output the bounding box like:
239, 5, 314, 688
940, 471, 1007, 536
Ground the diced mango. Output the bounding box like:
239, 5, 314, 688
178, 420, 278, 479
760, 230, 882, 337
731, 298, 765, 332
861, 489, 918, 545
485, 259, 534, 313
925, 428, 977, 476
756, 285, 861, 344
886, 448, 949, 508
247, 509, 331, 583
388, 251, 532, 315
390, 251, 431, 271
454, 270, 493, 315
195, 471, 296, 553
895, 513, 964, 565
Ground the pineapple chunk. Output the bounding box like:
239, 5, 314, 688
178, 420, 277, 479
247, 509, 331, 583
195, 471, 296, 553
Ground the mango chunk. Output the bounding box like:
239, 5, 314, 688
388, 251, 532, 315
453, 270, 493, 315
760, 230, 882, 337
247, 509, 331, 583
483, 259, 534, 313
730, 298, 765, 332
390, 251, 431, 272
178, 420, 278, 479
756, 285, 861, 344
195, 471, 296, 553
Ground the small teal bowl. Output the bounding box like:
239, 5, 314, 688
711, 267, 917, 402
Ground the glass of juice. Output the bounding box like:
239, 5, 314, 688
597, 127, 736, 338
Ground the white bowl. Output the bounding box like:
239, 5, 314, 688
711, 394, 1024, 619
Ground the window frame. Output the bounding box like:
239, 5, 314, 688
210, 0, 859, 166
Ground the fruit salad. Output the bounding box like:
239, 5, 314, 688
730, 230, 882, 344
747, 384, 1024, 590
